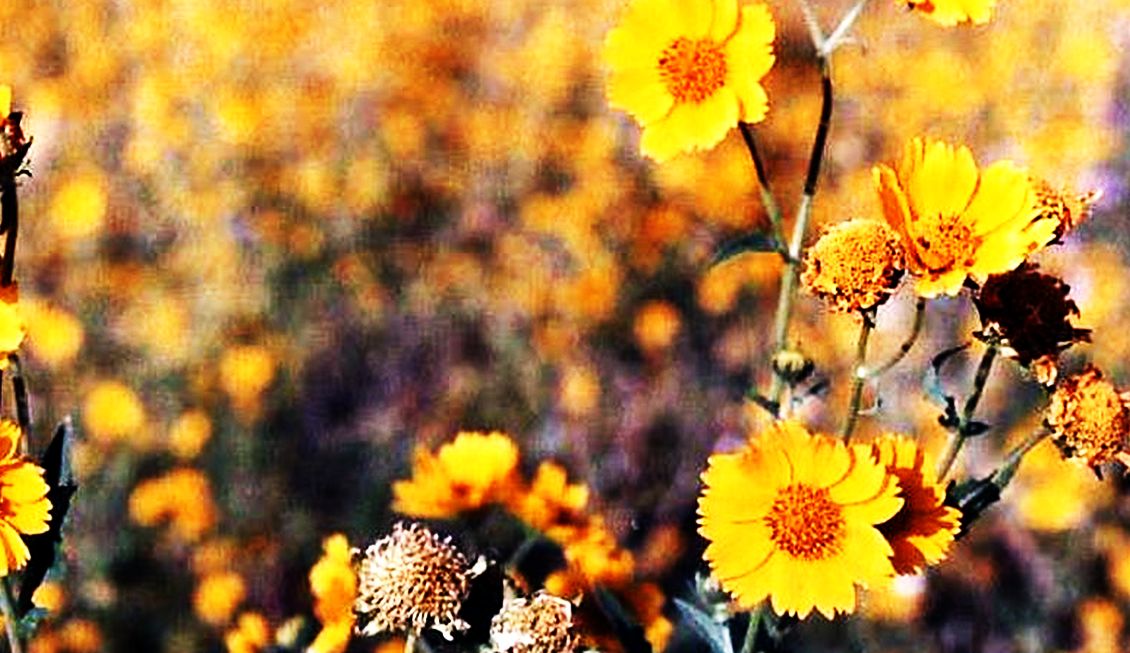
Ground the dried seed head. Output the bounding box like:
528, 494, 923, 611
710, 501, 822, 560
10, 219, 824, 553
1045, 366, 1130, 469
490, 592, 579, 653
802, 219, 904, 313
354, 523, 471, 639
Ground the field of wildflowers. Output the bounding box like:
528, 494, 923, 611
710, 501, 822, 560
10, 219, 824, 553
0, 0, 1127, 651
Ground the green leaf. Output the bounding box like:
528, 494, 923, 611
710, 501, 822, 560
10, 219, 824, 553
924, 343, 970, 408
18, 420, 78, 617
674, 598, 733, 653
711, 233, 781, 267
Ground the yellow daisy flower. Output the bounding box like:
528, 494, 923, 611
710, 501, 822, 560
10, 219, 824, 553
0, 419, 50, 576
309, 534, 357, 653
873, 137, 1056, 298
604, 0, 776, 161
698, 421, 903, 619
392, 431, 521, 518
871, 435, 961, 575
904, 0, 995, 26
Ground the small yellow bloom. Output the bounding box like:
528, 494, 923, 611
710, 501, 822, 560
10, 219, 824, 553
904, 0, 995, 26
219, 344, 276, 413
874, 137, 1056, 297
392, 431, 520, 518
0, 419, 51, 576
194, 570, 246, 627
604, 0, 776, 161
168, 409, 213, 459
224, 612, 271, 653
128, 467, 217, 541
510, 462, 589, 536
698, 421, 903, 618
308, 534, 357, 653
802, 219, 905, 313
21, 301, 83, 368
871, 435, 961, 575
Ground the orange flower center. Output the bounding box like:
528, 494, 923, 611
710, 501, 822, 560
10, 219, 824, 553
913, 214, 977, 271
764, 484, 845, 560
657, 37, 727, 104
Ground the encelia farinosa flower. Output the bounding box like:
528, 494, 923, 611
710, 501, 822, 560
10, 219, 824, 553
0, 418, 50, 575
871, 435, 961, 575
698, 421, 903, 618
801, 218, 905, 313
874, 137, 1058, 298
354, 522, 473, 639
904, 0, 995, 26
604, 0, 776, 161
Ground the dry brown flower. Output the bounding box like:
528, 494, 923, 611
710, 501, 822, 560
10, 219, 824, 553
490, 591, 579, 653
354, 522, 472, 639
1031, 176, 1101, 242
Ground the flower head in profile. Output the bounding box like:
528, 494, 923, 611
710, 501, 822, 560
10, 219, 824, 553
354, 523, 473, 639
802, 218, 905, 313
973, 263, 1090, 384
1031, 176, 1101, 243
698, 421, 903, 618
874, 137, 1057, 297
0, 419, 50, 575
392, 431, 521, 518
604, 0, 776, 161
1044, 366, 1130, 472
904, 0, 995, 26
870, 435, 961, 575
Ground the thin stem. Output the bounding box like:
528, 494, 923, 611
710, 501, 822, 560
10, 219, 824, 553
404, 632, 417, 653
841, 310, 875, 441
993, 428, 1050, 489
0, 177, 16, 288
936, 346, 998, 480
795, 0, 826, 49
7, 355, 28, 449
739, 608, 762, 653
865, 298, 926, 380
768, 59, 833, 408
821, 0, 871, 56
0, 577, 22, 653
738, 123, 786, 253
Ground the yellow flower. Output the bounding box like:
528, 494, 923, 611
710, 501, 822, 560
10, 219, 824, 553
698, 421, 903, 618
392, 431, 521, 518
801, 219, 905, 313
194, 570, 246, 626
0, 419, 50, 576
128, 467, 217, 541
308, 534, 357, 653
870, 435, 961, 575
511, 462, 589, 536
604, 0, 776, 161
874, 137, 1056, 297
224, 612, 270, 653
904, 0, 995, 26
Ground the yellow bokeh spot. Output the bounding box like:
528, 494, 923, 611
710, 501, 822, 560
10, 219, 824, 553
50, 174, 108, 242
168, 410, 213, 459
633, 301, 682, 354
21, 301, 83, 368
193, 570, 246, 627
57, 619, 102, 653
219, 345, 277, 410
83, 381, 146, 444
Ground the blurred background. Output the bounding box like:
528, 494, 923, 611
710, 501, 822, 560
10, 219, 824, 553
3, 0, 1130, 651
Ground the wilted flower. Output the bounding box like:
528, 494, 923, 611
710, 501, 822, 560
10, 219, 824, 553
802, 219, 905, 313
1045, 366, 1130, 472
973, 263, 1090, 383
1031, 176, 1101, 242
354, 523, 473, 639
490, 592, 579, 653
698, 421, 903, 618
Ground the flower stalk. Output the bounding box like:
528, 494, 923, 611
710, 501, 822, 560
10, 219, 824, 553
0, 576, 22, 653
842, 309, 876, 440
937, 345, 998, 479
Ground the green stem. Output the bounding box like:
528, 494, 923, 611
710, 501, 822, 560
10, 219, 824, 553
841, 310, 875, 441
0, 577, 22, 653
993, 428, 1050, 489
0, 176, 16, 288
768, 58, 833, 410
404, 632, 417, 653
737, 122, 785, 254
739, 607, 763, 653
865, 298, 926, 379
936, 346, 998, 480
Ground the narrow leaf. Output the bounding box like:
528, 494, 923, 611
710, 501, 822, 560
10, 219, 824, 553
18, 420, 78, 616
711, 233, 781, 267
593, 587, 652, 653
674, 598, 733, 653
